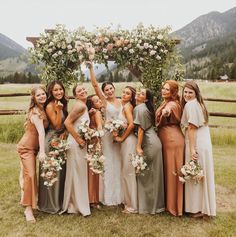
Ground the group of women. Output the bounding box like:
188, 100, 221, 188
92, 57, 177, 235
17, 63, 216, 223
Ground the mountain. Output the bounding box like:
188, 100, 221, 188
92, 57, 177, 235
173, 7, 236, 48
172, 6, 236, 79
0, 33, 26, 60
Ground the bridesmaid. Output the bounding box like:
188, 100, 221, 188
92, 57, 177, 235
61, 84, 90, 216
17, 86, 48, 222
155, 80, 184, 216
86, 94, 105, 208
181, 81, 216, 217
38, 80, 68, 214
134, 88, 165, 214
88, 62, 123, 206
114, 86, 137, 213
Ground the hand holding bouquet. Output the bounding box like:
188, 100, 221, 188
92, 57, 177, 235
130, 153, 148, 176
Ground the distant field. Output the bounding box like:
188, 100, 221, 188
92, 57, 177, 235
0, 82, 236, 144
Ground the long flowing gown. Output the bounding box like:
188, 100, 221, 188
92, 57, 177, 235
61, 110, 91, 216
38, 111, 66, 214
134, 103, 165, 214
156, 101, 184, 216
100, 101, 123, 205
17, 108, 48, 209
181, 98, 216, 216
118, 104, 137, 212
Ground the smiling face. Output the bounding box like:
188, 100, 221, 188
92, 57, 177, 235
91, 95, 103, 109
161, 83, 171, 100
135, 88, 146, 104
52, 83, 64, 101
103, 84, 115, 99
121, 87, 132, 103
34, 88, 47, 106
74, 85, 87, 100
183, 86, 196, 102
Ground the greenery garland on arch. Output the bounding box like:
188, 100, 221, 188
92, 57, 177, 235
29, 24, 184, 102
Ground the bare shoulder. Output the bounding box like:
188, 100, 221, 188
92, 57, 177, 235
73, 100, 86, 113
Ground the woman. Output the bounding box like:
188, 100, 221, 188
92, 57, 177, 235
155, 80, 184, 216
114, 86, 137, 213
61, 84, 90, 216
17, 86, 48, 222
38, 80, 68, 214
181, 81, 216, 217
88, 63, 123, 206
86, 94, 105, 208
134, 88, 165, 214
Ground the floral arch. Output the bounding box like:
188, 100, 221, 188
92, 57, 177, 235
27, 24, 183, 101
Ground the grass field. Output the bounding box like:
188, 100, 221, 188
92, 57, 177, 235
0, 82, 236, 236
1, 82, 235, 145
0, 143, 235, 237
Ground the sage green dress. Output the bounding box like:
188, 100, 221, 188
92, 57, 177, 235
134, 103, 165, 214
38, 113, 66, 214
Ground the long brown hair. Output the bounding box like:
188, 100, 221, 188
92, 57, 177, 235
125, 85, 136, 107
45, 80, 68, 118
181, 81, 209, 123
28, 85, 46, 113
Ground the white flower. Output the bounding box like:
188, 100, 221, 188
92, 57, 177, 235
129, 49, 135, 54
179, 177, 186, 183
49, 42, 54, 47
150, 50, 156, 56
47, 48, 53, 53
156, 55, 161, 60
157, 34, 163, 40
67, 45, 72, 50
144, 43, 149, 49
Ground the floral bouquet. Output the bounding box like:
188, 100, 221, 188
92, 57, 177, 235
129, 153, 148, 175
77, 119, 97, 141
178, 160, 204, 184
49, 137, 70, 165
86, 151, 105, 175
40, 156, 62, 187
104, 119, 127, 136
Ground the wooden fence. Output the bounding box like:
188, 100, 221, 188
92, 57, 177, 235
0, 93, 236, 128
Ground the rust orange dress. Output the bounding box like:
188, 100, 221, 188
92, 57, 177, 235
156, 101, 185, 216
87, 111, 102, 204
17, 108, 48, 209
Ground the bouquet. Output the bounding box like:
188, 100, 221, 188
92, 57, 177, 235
129, 153, 148, 175
40, 136, 69, 187
40, 156, 62, 187
77, 119, 97, 141
86, 151, 105, 175
104, 119, 127, 136
178, 160, 204, 184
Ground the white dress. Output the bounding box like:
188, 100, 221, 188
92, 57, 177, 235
181, 98, 216, 216
118, 105, 137, 212
101, 101, 123, 205
61, 110, 91, 216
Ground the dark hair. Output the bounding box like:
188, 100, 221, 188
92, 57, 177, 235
181, 81, 208, 123
86, 94, 96, 111
125, 86, 136, 107
28, 85, 47, 112
101, 81, 115, 92
45, 80, 68, 118
145, 89, 155, 124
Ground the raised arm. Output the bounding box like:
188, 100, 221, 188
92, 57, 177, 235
94, 110, 103, 131
46, 102, 63, 130
88, 63, 106, 106
31, 114, 46, 160
64, 102, 86, 148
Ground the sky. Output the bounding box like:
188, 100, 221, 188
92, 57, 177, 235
1, 0, 236, 49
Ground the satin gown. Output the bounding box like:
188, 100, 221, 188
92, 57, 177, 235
61, 110, 91, 216
100, 101, 123, 205
181, 98, 216, 216
118, 104, 137, 212
134, 103, 165, 214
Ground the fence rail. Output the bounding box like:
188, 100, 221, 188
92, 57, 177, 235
0, 93, 235, 128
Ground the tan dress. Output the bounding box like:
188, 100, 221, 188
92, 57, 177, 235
17, 108, 48, 209
156, 101, 184, 216
87, 111, 101, 204
181, 98, 216, 216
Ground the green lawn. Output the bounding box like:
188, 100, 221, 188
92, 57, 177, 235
0, 143, 235, 237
